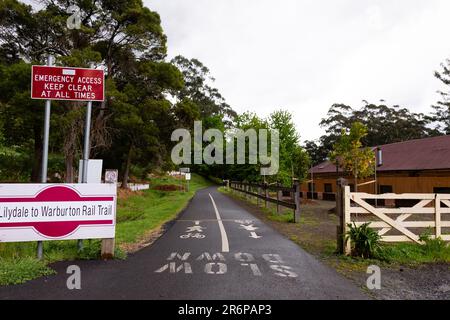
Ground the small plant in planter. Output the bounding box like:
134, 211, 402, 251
345, 222, 382, 259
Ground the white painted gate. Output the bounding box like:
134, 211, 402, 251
343, 186, 450, 254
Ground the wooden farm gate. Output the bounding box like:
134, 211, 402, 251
340, 185, 450, 254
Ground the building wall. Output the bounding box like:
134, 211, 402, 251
301, 171, 450, 196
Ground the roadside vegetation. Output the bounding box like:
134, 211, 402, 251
220, 185, 450, 299
0, 174, 212, 285
220, 187, 450, 267
218, 187, 295, 223
1, 0, 450, 295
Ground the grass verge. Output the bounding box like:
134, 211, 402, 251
218, 186, 295, 223
0, 174, 212, 286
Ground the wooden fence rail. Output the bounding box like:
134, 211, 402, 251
227, 180, 301, 222
336, 178, 450, 255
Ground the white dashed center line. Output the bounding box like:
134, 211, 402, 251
208, 193, 229, 253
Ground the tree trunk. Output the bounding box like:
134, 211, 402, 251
121, 144, 133, 189
65, 153, 74, 183
31, 125, 43, 183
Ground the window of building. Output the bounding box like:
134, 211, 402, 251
434, 187, 450, 194
324, 183, 333, 193
379, 185, 393, 194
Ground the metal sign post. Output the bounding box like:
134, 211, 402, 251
37, 54, 54, 260
30, 60, 105, 258
82, 101, 92, 184
78, 91, 93, 251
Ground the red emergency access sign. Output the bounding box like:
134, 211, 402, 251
31, 65, 105, 102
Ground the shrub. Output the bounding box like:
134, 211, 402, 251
418, 230, 449, 260
345, 222, 382, 259
0, 257, 55, 285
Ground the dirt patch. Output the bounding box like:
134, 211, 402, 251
222, 189, 450, 300
152, 184, 183, 191
300, 199, 321, 206
362, 263, 450, 300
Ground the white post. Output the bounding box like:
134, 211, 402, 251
344, 186, 351, 255
435, 194, 441, 238
37, 54, 54, 260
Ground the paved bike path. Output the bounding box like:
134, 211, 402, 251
0, 187, 367, 300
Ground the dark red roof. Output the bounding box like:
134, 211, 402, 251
311, 135, 450, 174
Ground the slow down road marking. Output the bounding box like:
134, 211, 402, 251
208, 193, 229, 253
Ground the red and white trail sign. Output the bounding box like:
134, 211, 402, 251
0, 184, 116, 242
31, 65, 105, 102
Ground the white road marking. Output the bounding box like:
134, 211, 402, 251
240, 224, 258, 231
205, 263, 227, 274
186, 226, 204, 232
155, 252, 193, 273
180, 221, 206, 239
241, 263, 262, 276
154, 252, 296, 277
262, 254, 284, 264
208, 193, 230, 253
249, 232, 262, 239
196, 252, 226, 261
235, 252, 255, 262
270, 265, 298, 278
235, 219, 253, 224
180, 233, 205, 239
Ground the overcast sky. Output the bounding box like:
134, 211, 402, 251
147, 0, 450, 142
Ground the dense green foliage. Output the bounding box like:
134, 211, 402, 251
0, 0, 309, 185
330, 122, 375, 190
305, 99, 446, 165
429, 59, 450, 134
223, 111, 310, 185
345, 222, 382, 259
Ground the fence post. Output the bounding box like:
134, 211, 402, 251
293, 179, 301, 223
435, 194, 441, 238
277, 182, 282, 214
101, 238, 115, 259
336, 178, 349, 254
344, 185, 351, 254
264, 183, 269, 208
257, 186, 262, 207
